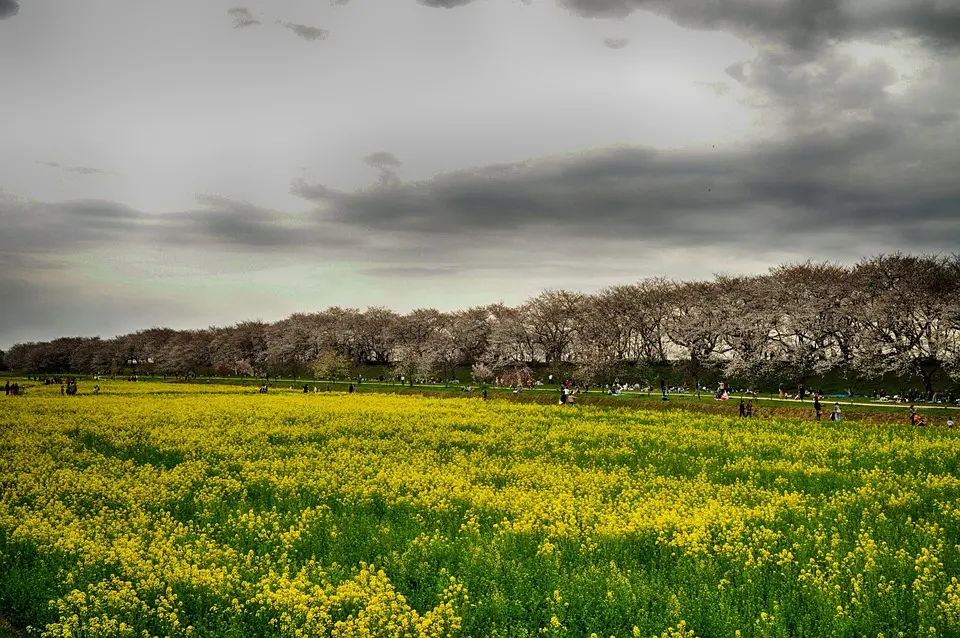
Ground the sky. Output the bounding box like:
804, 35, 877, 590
1, 0, 959, 348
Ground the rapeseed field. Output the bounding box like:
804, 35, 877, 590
1, 381, 959, 637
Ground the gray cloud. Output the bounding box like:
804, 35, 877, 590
559, 0, 960, 51
288, 49, 960, 253
402, 0, 960, 52
278, 21, 330, 41
38, 161, 116, 177
417, 0, 476, 8
602, 38, 629, 49
0, 0, 17, 19
228, 7, 260, 29
0, 193, 356, 255
363, 152, 403, 170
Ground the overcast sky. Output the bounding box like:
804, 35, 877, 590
1, 0, 959, 347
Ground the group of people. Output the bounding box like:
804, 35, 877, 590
4, 380, 22, 396
909, 405, 954, 427
559, 386, 578, 405
60, 381, 80, 396
779, 383, 826, 401
813, 396, 843, 421
38, 376, 79, 386
878, 388, 959, 404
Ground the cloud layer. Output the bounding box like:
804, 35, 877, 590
4, 0, 960, 348
0, 0, 17, 19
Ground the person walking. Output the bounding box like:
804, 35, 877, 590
745, 400, 754, 418
814, 396, 822, 421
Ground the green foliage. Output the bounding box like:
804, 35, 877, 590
312, 351, 353, 380
2, 383, 960, 636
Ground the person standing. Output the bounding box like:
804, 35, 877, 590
814, 396, 822, 421
947, 415, 955, 428
909, 404, 916, 425
745, 400, 753, 418
832, 403, 842, 422
739, 398, 745, 417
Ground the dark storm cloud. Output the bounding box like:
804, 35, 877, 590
228, 7, 260, 29
276, 44, 953, 256
417, 0, 476, 8
290, 96, 960, 252
0, 194, 355, 255
404, 0, 960, 51
161, 194, 339, 248
557, 0, 960, 50
0, 198, 148, 253
603, 38, 629, 49
0, 0, 18, 19
278, 21, 330, 41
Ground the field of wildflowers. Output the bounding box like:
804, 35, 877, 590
1, 381, 959, 637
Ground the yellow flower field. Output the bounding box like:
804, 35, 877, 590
1, 381, 959, 637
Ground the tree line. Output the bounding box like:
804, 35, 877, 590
3, 254, 960, 395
